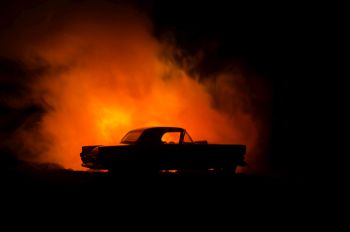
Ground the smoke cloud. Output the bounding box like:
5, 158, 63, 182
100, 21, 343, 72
0, 0, 269, 173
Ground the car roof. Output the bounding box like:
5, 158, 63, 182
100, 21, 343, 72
129, 127, 185, 133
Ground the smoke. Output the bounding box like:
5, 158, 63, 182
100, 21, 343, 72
0, 0, 269, 173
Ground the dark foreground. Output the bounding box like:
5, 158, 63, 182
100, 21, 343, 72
1, 162, 343, 223
2, 162, 307, 195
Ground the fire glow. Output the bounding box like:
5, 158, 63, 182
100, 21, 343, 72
2, 2, 265, 172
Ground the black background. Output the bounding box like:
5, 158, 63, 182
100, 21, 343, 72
0, 0, 346, 181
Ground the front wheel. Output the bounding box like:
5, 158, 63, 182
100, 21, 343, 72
108, 166, 159, 177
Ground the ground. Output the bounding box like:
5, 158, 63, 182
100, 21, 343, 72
2, 161, 305, 194
2, 160, 342, 224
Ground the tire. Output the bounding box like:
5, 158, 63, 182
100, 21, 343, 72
108, 166, 159, 178
217, 166, 237, 176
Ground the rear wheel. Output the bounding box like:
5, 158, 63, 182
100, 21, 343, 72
216, 166, 237, 176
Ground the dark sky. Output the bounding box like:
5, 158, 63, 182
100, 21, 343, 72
150, 1, 345, 177
0, 0, 344, 177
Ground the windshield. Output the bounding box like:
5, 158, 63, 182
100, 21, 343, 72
120, 130, 143, 144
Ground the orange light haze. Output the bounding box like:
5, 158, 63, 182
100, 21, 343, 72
2, 2, 264, 172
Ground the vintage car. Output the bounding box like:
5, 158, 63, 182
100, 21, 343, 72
80, 127, 247, 174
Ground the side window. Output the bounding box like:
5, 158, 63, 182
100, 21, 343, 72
183, 131, 193, 144
161, 132, 181, 144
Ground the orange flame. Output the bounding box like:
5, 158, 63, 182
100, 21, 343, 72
3, 2, 266, 172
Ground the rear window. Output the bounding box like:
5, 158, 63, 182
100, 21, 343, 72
121, 130, 143, 144
183, 131, 193, 143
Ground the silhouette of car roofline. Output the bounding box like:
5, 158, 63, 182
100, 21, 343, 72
128, 127, 186, 132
